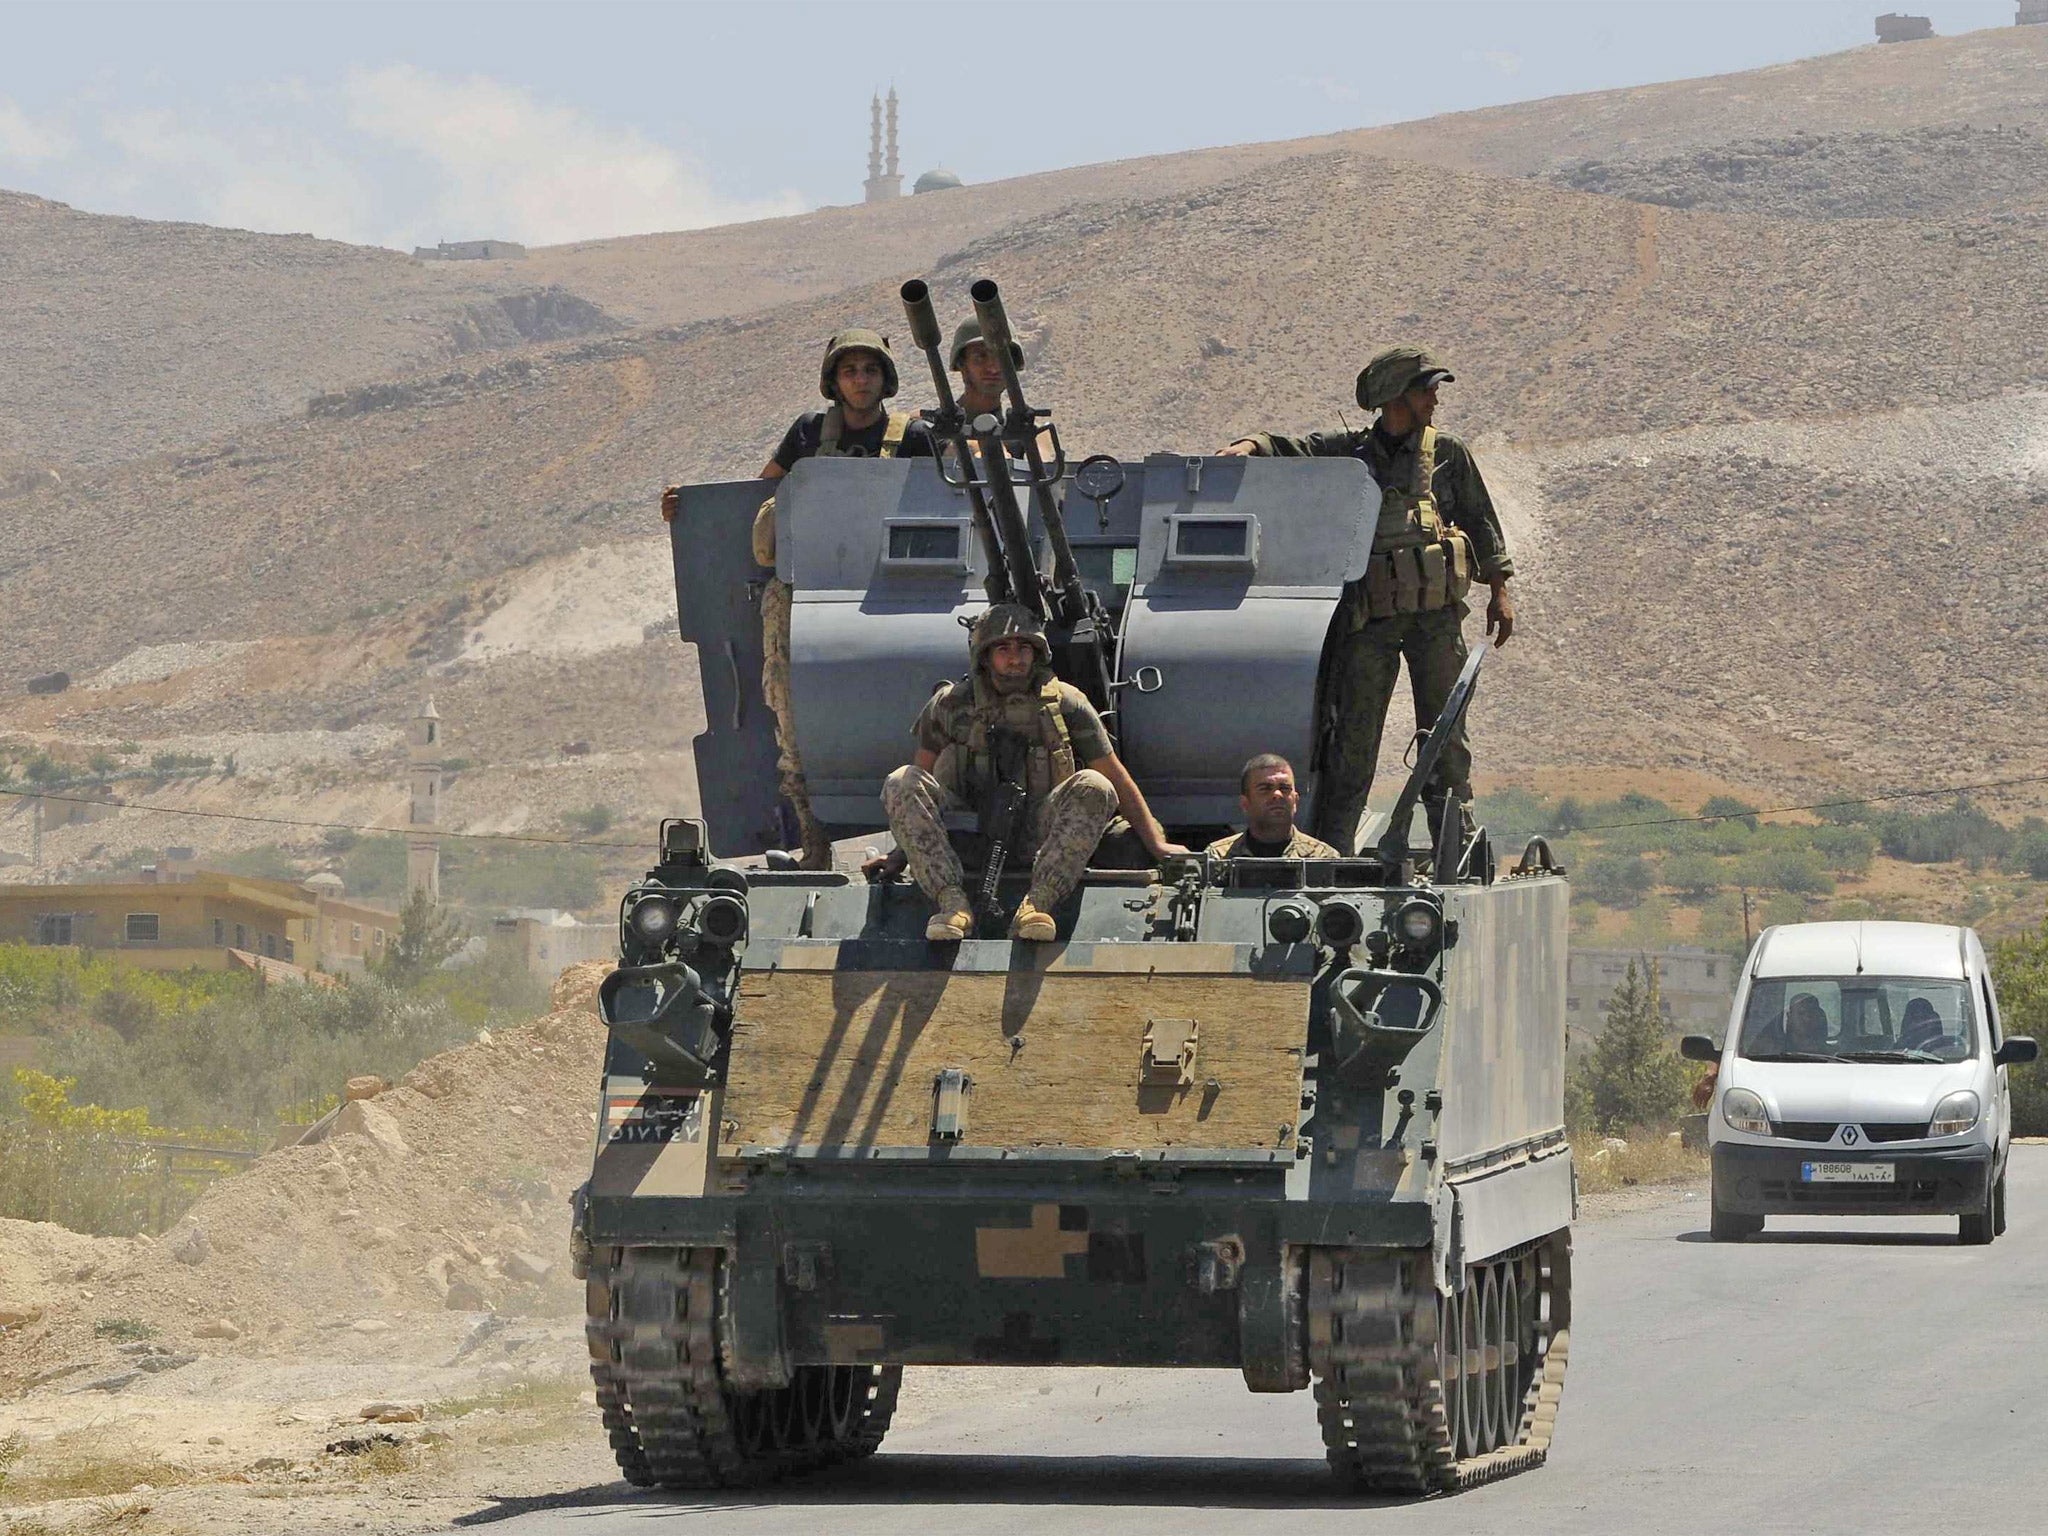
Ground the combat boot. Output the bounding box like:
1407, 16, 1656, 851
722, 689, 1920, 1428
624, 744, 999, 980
926, 888, 974, 942
1011, 896, 1058, 942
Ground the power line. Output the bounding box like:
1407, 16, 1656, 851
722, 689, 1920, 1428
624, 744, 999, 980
1569, 771, 2048, 835
0, 785, 646, 851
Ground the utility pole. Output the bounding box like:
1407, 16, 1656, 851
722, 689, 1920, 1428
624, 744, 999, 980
1740, 887, 1753, 948
31, 795, 42, 869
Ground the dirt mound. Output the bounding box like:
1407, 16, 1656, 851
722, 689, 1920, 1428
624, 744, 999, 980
0, 1221, 138, 1329
0, 960, 613, 1395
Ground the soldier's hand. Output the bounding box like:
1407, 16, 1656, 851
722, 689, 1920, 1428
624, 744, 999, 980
659, 484, 683, 523
1215, 440, 1258, 458
1485, 579, 1516, 648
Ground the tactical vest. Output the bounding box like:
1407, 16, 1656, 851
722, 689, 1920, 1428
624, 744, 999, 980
752, 408, 913, 566
1357, 426, 1475, 623
933, 672, 1077, 806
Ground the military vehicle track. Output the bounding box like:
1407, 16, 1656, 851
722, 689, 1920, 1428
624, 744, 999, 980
1310, 1232, 1571, 1493
585, 1245, 902, 1487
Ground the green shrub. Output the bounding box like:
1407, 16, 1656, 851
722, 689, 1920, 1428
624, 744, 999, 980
1738, 845, 1834, 896
1698, 795, 1759, 830
1578, 853, 1654, 908
1810, 824, 1877, 876
1659, 852, 1723, 899
564, 804, 616, 837
1991, 917, 2048, 1135
1871, 799, 2010, 867
2007, 819, 2048, 880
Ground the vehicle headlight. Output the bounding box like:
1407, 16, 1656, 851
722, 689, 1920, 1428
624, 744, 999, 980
1721, 1086, 1770, 1137
628, 894, 680, 945
1395, 898, 1441, 948
1929, 1090, 1980, 1138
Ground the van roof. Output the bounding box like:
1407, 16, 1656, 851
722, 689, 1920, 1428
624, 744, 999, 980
1752, 921, 1968, 981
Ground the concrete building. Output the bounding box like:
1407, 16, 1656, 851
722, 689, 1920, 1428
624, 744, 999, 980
2019, 2, 2047, 23
1875, 12, 1934, 41
1567, 946, 1737, 1038
863, 90, 902, 204
0, 864, 400, 979
493, 910, 616, 980
412, 240, 527, 261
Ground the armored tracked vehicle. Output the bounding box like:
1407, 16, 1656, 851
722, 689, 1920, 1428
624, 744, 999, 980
576, 279, 1573, 1493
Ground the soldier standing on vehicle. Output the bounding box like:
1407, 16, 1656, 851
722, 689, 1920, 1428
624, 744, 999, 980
1205, 754, 1341, 860
1217, 347, 1515, 851
883, 604, 1185, 942
664, 330, 933, 868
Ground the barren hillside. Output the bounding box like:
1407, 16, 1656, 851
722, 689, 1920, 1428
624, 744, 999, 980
4, 29, 2047, 878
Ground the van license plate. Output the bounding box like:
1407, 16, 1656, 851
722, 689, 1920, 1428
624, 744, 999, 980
1801, 1161, 1894, 1183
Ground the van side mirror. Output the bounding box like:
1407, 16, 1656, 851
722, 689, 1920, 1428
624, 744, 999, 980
1679, 1034, 1722, 1063
1994, 1037, 2039, 1067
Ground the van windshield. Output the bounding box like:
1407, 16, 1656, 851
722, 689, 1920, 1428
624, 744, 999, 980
1737, 977, 1975, 1064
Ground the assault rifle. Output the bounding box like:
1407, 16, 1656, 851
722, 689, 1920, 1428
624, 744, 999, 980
977, 779, 1028, 933
899, 277, 1115, 709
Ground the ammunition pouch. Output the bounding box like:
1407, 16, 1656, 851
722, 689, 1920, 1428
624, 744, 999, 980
751, 494, 779, 569
1354, 425, 1471, 624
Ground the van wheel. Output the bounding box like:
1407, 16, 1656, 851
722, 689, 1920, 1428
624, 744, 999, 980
1959, 1182, 1996, 1246
1710, 1178, 1763, 1241
1993, 1172, 2008, 1238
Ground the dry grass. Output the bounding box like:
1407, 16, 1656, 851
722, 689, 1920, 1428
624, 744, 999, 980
1572, 1128, 1708, 1195
0, 1426, 199, 1508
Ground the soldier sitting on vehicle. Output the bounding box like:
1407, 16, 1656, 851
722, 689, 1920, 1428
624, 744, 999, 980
882, 604, 1186, 942
664, 329, 934, 869
1205, 754, 1341, 860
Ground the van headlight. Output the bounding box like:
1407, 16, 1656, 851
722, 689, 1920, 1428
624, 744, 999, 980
1929, 1090, 1980, 1138
1721, 1087, 1770, 1137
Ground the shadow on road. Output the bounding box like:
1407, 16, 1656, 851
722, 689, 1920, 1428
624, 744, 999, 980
453, 1455, 1385, 1521
1673, 1228, 1958, 1246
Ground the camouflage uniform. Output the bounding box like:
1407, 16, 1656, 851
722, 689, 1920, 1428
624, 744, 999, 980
1236, 348, 1513, 853
883, 764, 1118, 914
1204, 826, 1342, 860
881, 605, 1122, 935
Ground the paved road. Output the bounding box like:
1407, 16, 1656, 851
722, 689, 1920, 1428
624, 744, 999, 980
464, 1146, 2048, 1535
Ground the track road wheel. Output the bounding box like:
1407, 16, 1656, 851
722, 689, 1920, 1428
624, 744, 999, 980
1309, 1233, 1571, 1495
583, 1246, 903, 1488
1710, 1176, 1764, 1241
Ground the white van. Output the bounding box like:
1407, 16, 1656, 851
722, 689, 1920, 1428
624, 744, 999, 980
1682, 921, 2037, 1244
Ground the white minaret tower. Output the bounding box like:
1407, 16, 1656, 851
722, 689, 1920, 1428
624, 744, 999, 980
406, 698, 443, 903
863, 90, 902, 203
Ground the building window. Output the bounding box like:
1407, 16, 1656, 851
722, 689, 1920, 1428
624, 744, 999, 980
263, 933, 277, 959
284, 938, 295, 962
235, 923, 247, 949
426, 721, 438, 746
1706, 961, 1717, 979
352, 924, 362, 943
213, 918, 225, 946
125, 913, 161, 944
35, 914, 73, 946
374, 928, 385, 948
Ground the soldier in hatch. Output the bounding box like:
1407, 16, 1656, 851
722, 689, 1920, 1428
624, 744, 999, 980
1205, 754, 1341, 860
1217, 348, 1516, 853
882, 604, 1186, 942
664, 329, 933, 869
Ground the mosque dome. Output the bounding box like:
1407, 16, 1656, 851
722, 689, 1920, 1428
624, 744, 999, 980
913, 168, 964, 194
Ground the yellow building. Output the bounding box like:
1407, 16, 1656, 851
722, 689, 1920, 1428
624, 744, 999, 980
0, 869, 400, 977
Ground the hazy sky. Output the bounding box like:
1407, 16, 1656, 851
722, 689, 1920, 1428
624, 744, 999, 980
0, 1, 2025, 250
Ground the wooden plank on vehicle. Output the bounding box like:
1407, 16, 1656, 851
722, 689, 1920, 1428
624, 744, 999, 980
723, 969, 1307, 1153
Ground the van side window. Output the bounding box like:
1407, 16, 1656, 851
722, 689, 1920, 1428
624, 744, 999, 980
1980, 976, 2002, 1048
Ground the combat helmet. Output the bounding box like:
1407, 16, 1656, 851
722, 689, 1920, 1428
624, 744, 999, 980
1356, 346, 1455, 411
970, 603, 1052, 669
819, 328, 900, 400
949, 318, 1024, 373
